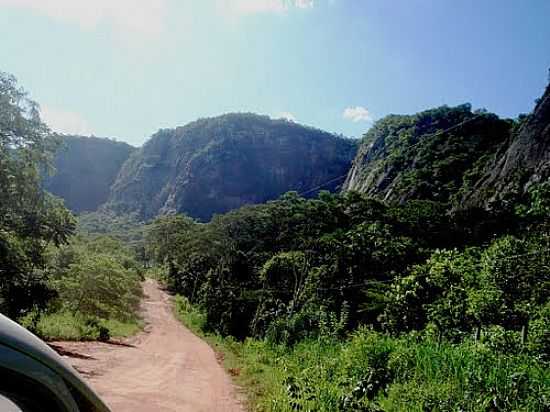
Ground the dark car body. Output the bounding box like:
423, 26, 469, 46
0, 314, 110, 412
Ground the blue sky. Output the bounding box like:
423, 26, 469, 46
1, 0, 549, 146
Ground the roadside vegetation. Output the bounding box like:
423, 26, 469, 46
1, 69, 548, 410
20, 234, 144, 341
0, 72, 143, 341
177, 300, 548, 412
152, 183, 549, 411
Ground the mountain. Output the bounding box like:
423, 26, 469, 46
343, 104, 513, 204
44, 135, 135, 213
462, 84, 550, 207
343, 83, 550, 208
106, 113, 357, 221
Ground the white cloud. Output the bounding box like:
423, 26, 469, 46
343, 106, 372, 122
218, 0, 314, 16
295, 0, 314, 9
41, 105, 94, 136
276, 112, 296, 122
0, 0, 168, 39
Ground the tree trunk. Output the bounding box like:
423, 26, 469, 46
521, 321, 529, 345
474, 325, 481, 342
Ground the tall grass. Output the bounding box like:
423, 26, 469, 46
175, 297, 549, 411
19, 311, 142, 341
265, 331, 549, 412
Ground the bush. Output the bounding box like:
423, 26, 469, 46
253, 330, 550, 411
38, 233, 144, 339
19, 310, 142, 341
52, 254, 142, 321
528, 302, 550, 361
480, 325, 522, 355
20, 312, 106, 341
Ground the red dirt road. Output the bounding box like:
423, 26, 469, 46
52, 279, 244, 412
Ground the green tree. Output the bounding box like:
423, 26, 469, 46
252, 251, 312, 337
382, 248, 480, 338
0, 72, 75, 318
53, 254, 141, 321
477, 235, 550, 341
145, 214, 196, 265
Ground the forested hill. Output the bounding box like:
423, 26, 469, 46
464, 83, 550, 207
42, 85, 549, 219
106, 113, 357, 221
44, 135, 135, 212
343, 84, 550, 208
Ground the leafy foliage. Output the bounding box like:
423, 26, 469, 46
0, 72, 75, 318
19, 234, 144, 341
147, 188, 547, 345
151, 183, 549, 410
47, 235, 143, 321
0, 73, 137, 341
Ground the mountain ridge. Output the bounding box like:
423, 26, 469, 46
343, 83, 550, 209
105, 113, 357, 220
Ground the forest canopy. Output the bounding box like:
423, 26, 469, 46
147, 184, 549, 410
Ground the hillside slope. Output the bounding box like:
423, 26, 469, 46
44, 135, 135, 213
344, 83, 549, 207
107, 113, 357, 220
463, 84, 550, 207
343, 104, 512, 204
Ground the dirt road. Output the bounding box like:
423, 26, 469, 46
52, 279, 244, 412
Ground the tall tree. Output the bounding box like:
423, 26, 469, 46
0, 71, 75, 318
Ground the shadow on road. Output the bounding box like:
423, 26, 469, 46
49, 344, 96, 360
103, 340, 136, 348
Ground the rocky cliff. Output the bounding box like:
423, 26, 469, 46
343, 104, 512, 204
107, 113, 356, 220
343, 83, 550, 208
462, 84, 550, 207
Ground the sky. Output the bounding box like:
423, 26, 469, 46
1, 0, 549, 146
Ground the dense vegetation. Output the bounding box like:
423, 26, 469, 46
44, 135, 135, 213
77, 210, 146, 262
2, 69, 549, 410
144, 88, 549, 409
149, 187, 549, 409
0, 72, 142, 340
21, 234, 143, 341
0, 71, 75, 319
107, 113, 357, 220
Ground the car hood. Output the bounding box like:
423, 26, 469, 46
0, 314, 110, 412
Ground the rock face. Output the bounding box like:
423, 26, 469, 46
343, 104, 512, 204
107, 113, 356, 221
45, 136, 135, 213
343, 84, 550, 208
462, 84, 550, 207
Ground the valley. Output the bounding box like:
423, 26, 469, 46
1, 70, 549, 411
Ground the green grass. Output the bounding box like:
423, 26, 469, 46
20, 311, 142, 341
174, 296, 550, 412
101, 318, 142, 338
